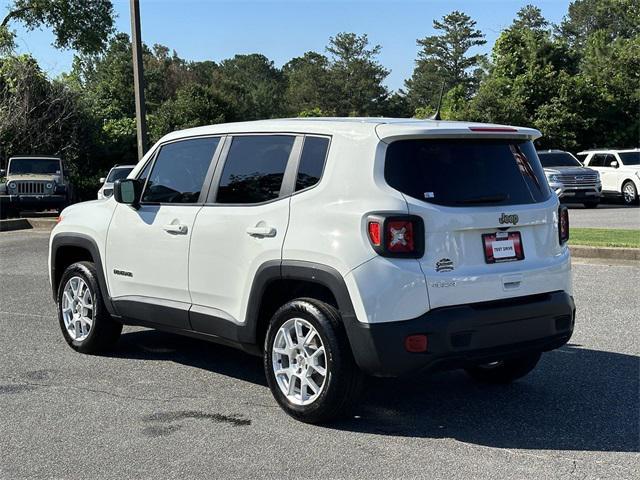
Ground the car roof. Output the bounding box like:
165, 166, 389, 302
158, 117, 542, 144
110, 165, 136, 169
9, 155, 61, 160
577, 148, 640, 154
537, 149, 568, 154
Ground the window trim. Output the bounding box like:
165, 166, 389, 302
204, 133, 303, 206
291, 134, 332, 196
137, 135, 226, 207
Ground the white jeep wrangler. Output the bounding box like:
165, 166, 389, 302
49, 118, 575, 423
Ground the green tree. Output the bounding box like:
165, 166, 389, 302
325, 32, 389, 116
283, 51, 334, 116
405, 11, 486, 111
0, 0, 114, 54
0, 54, 101, 197
151, 83, 232, 141
215, 54, 286, 120
559, 0, 640, 52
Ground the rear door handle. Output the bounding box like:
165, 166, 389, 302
162, 223, 188, 234
246, 225, 276, 237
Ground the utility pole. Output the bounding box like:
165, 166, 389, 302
130, 0, 148, 159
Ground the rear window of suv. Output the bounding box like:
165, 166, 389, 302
385, 139, 551, 206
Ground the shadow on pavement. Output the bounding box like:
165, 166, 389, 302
112, 330, 639, 453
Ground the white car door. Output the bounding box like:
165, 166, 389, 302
106, 136, 222, 328
188, 134, 300, 333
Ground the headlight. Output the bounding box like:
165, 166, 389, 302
546, 174, 560, 183
8, 181, 16, 189
46, 183, 53, 189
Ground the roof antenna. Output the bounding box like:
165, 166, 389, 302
429, 82, 445, 121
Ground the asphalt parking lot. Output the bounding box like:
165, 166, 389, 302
0, 230, 638, 480
566, 202, 640, 229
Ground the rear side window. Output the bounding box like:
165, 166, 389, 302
385, 139, 551, 206
216, 135, 294, 204
142, 137, 219, 204
296, 136, 330, 191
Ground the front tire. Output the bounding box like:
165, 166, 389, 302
622, 181, 638, 205
264, 298, 364, 424
464, 352, 541, 384
57, 261, 122, 353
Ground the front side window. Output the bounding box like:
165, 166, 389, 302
589, 154, 605, 167
216, 135, 294, 204
142, 137, 219, 204
296, 136, 330, 191
385, 139, 551, 206
604, 154, 618, 167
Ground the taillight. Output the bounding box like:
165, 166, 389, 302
559, 205, 569, 244
386, 219, 414, 253
367, 221, 381, 246
366, 215, 424, 258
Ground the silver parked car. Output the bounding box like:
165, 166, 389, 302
538, 150, 602, 208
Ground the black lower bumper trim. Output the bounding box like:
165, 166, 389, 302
344, 291, 575, 377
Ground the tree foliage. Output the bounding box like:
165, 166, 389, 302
405, 10, 486, 110
0, 0, 114, 54
1, 1, 638, 201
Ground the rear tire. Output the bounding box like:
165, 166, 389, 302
264, 298, 364, 424
57, 261, 122, 353
464, 352, 541, 384
583, 201, 599, 209
622, 181, 638, 205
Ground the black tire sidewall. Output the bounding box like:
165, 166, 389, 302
264, 299, 350, 422
57, 261, 107, 352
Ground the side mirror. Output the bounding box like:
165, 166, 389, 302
610, 160, 619, 168
114, 179, 142, 208
0, 169, 6, 177
99, 177, 106, 184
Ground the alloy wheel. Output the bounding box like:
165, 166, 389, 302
271, 318, 327, 406
61, 276, 94, 342
623, 183, 636, 204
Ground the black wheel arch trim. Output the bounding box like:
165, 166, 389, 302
241, 259, 358, 346
50, 232, 117, 316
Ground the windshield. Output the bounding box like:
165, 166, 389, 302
106, 167, 134, 182
538, 152, 582, 168
8, 158, 61, 175
619, 152, 640, 166
385, 139, 551, 206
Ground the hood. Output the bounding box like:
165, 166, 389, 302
7, 173, 62, 183
543, 166, 597, 175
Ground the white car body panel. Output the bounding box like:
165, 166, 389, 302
50, 118, 572, 330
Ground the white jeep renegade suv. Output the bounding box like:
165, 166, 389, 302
49, 118, 575, 423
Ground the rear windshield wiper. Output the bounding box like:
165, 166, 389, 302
455, 194, 507, 205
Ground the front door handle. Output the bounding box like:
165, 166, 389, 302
246, 225, 276, 238
162, 223, 188, 234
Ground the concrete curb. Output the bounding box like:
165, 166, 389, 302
0, 217, 56, 232
570, 245, 640, 261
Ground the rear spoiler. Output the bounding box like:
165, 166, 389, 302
375, 123, 542, 144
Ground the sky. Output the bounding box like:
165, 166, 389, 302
2, 0, 572, 91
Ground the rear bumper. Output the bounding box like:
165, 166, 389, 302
344, 291, 575, 377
